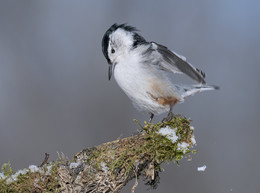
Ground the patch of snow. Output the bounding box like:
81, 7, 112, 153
45, 165, 53, 175
158, 126, 178, 143
6, 177, 14, 184
69, 162, 81, 169
3, 164, 54, 184
0, 172, 6, 180
11, 169, 28, 181
177, 142, 189, 153
191, 136, 196, 145
29, 165, 40, 173
197, 165, 207, 171
34, 178, 39, 187
5, 168, 29, 184
101, 162, 108, 174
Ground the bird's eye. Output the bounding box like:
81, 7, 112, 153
111, 48, 115, 54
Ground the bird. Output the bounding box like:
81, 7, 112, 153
102, 23, 218, 122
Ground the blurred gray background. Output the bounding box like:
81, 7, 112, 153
0, 0, 259, 192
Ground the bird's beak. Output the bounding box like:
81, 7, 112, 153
108, 62, 117, 80
108, 64, 113, 80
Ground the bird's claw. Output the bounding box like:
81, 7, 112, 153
162, 112, 174, 123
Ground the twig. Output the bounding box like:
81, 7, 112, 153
131, 166, 139, 193
39, 153, 50, 167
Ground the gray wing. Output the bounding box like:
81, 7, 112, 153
150, 42, 206, 84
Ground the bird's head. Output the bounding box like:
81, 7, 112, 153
102, 23, 146, 80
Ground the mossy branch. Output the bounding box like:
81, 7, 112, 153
0, 116, 196, 193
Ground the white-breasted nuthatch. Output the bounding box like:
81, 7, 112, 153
102, 23, 218, 122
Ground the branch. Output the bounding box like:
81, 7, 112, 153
0, 116, 196, 193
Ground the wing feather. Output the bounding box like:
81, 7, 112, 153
151, 42, 206, 84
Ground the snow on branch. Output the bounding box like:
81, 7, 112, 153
0, 116, 196, 193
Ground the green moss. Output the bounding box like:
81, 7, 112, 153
0, 116, 196, 192
85, 148, 103, 170
141, 116, 196, 168
0, 162, 60, 193
82, 116, 196, 177
1, 162, 13, 177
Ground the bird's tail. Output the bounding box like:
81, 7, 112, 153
176, 84, 219, 99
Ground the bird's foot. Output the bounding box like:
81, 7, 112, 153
148, 113, 154, 123
162, 112, 174, 123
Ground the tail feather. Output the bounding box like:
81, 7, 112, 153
177, 84, 219, 98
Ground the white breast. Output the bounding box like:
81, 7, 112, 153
113, 53, 177, 114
